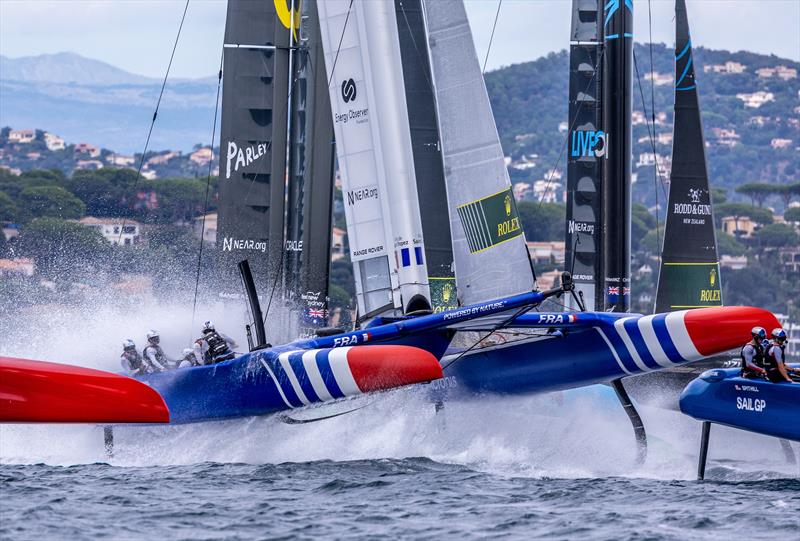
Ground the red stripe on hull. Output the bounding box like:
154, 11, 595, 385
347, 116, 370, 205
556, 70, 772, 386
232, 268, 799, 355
0, 357, 169, 423
683, 307, 780, 357
346, 346, 442, 393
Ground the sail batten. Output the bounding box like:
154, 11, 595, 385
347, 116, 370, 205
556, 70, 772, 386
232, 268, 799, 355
654, 0, 722, 313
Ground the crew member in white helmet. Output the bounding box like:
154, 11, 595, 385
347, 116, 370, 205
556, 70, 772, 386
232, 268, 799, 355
142, 330, 172, 372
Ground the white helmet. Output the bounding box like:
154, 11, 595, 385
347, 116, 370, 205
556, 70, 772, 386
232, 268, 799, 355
202, 321, 215, 333
182, 348, 195, 356
122, 339, 136, 351
146, 330, 160, 343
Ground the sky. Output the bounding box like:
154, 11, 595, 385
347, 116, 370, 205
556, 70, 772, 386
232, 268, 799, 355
0, 0, 798, 79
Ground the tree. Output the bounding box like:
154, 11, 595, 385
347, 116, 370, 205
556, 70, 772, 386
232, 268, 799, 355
517, 201, 566, 241
19, 186, 85, 221
64, 168, 139, 218
714, 202, 773, 233
143, 178, 206, 223
0, 191, 18, 222
756, 223, 799, 247
784, 207, 800, 224
715, 230, 746, 256
735, 183, 773, 207
15, 218, 110, 280
711, 187, 728, 205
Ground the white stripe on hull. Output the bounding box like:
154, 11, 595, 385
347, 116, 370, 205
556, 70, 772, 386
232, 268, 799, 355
328, 347, 361, 395
637, 315, 674, 368
614, 317, 652, 372
302, 349, 333, 402
665, 311, 702, 362
596, 328, 632, 375
259, 358, 294, 409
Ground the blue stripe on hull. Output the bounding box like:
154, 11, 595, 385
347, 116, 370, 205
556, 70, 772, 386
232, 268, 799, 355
315, 349, 345, 399
623, 319, 662, 370
288, 351, 320, 403
652, 314, 684, 363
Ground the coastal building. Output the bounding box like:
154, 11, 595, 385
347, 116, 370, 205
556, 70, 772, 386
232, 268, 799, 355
74, 143, 100, 158
736, 91, 775, 108
107, 153, 135, 167
78, 217, 141, 246
779, 247, 800, 274
43, 132, 65, 151
720, 255, 748, 270
75, 159, 104, 171
189, 147, 214, 166
146, 151, 180, 166
192, 212, 218, 245
8, 129, 35, 144
709, 127, 740, 147
0, 258, 35, 277
771, 138, 792, 149
704, 61, 746, 74
721, 215, 758, 238
756, 65, 797, 80
645, 71, 672, 86
533, 179, 561, 203
513, 182, 532, 201
527, 241, 565, 266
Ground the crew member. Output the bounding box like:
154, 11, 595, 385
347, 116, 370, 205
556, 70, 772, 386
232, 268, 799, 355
740, 326, 767, 379
142, 330, 171, 372
196, 321, 237, 364
764, 328, 797, 383
120, 339, 147, 376
177, 348, 201, 368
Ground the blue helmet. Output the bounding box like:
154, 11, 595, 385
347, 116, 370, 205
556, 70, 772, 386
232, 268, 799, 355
751, 326, 766, 340
771, 328, 787, 344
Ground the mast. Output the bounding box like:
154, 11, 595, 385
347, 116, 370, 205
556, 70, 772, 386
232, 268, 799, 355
217, 0, 290, 297
394, 0, 457, 313
285, 0, 336, 333
565, 0, 605, 311
601, 0, 633, 312
654, 0, 722, 312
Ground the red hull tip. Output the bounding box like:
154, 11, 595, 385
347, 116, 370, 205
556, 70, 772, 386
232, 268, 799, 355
0, 357, 169, 424
684, 306, 780, 357
346, 345, 443, 393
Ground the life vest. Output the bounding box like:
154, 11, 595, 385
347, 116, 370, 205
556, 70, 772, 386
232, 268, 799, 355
143, 344, 168, 370
740, 341, 764, 372
122, 351, 145, 373
204, 330, 231, 362
763, 343, 784, 374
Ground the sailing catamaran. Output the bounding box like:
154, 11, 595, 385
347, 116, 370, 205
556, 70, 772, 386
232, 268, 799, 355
0, 1, 780, 454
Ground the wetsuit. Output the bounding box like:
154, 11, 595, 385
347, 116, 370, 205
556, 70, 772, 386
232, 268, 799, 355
740, 340, 766, 379
143, 344, 171, 372
120, 350, 147, 376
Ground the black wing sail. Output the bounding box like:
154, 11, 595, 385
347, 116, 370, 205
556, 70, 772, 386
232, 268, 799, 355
395, 0, 456, 312
654, 0, 722, 312
564, 0, 604, 311
218, 0, 290, 297
285, 0, 336, 332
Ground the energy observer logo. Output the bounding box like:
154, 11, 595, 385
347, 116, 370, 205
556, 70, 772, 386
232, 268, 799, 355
570, 129, 608, 158
335, 77, 368, 125
341, 78, 357, 103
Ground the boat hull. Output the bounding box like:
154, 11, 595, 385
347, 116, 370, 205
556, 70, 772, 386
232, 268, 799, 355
679, 367, 800, 442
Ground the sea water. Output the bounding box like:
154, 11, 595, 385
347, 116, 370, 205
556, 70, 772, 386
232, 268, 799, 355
1, 302, 798, 540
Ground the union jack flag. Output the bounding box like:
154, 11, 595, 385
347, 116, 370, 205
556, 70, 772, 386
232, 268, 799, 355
608, 286, 620, 296
623, 287, 630, 295
308, 308, 328, 319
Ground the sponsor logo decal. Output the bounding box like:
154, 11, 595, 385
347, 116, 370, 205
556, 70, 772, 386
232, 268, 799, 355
570, 130, 608, 158
222, 237, 267, 253
674, 187, 711, 224
335, 77, 369, 125
734, 384, 759, 392
456, 188, 522, 254
341, 78, 357, 103
346, 185, 379, 206
333, 332, 371, 347
736, 397, 766, 412
568, 220, 595, 236
442, 301, 506, 321
536, 314, 577, 324
285, 239, 303, 252
225, 141, 268, 180
430, 277, 457, 313
274, 0, 301, 39
352, 245, 384, 258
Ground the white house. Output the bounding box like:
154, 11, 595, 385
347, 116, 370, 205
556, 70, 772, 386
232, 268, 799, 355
43, 132, 65, 151
8, 129, 35, 144
193, 212, 217, 245
79, 217, 142, 246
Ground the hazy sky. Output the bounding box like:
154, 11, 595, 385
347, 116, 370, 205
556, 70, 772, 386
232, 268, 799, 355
1, 0, 798, 79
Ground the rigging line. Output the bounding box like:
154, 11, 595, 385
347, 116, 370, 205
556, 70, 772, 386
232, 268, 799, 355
397, 0, 435, 95
262, 241, 286, 325
441, 302, 535, 371
632, 51, 666, 259
190, 50, 224, 339
117, 0, 190, 244
482, 0, 503, 74
326, 0, 355, 87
